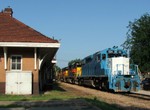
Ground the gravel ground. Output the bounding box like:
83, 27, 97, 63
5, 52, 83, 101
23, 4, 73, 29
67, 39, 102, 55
60, 82, 150, 110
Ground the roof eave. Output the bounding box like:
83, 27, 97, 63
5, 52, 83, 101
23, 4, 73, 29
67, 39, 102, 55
0, 42, 60, 48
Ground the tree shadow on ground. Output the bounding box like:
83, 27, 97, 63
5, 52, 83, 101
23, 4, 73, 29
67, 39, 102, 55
42, 81, 66, 93
51, 82, 66, 92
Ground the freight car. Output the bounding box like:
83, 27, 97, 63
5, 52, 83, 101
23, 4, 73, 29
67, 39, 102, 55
77, 47, 141, 92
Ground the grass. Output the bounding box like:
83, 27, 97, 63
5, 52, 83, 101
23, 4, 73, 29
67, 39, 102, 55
0, 83, 78, 101
0, 96, 122, 110
0, 83, 121, 110
0, 91, 78, 101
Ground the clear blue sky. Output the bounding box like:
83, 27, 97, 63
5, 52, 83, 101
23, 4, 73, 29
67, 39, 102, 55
0, 0, 150, 68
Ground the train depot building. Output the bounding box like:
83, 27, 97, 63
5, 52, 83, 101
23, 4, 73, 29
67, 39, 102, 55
0, 8, 60, 95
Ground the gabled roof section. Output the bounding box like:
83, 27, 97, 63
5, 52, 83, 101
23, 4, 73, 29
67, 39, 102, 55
0, 9, 58, 43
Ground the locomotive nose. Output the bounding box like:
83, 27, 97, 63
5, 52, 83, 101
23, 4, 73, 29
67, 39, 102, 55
124, 81, 131, 88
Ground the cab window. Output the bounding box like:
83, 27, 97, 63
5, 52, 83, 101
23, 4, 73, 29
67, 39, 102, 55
96, 54, 101, 62
86, 57, 92, 63
102, 54, 106, 60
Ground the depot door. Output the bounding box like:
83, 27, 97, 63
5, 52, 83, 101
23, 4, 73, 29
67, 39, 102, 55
6, 72, 32, 95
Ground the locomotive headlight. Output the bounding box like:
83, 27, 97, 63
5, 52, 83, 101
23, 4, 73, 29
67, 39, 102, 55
131, 75, 134, 78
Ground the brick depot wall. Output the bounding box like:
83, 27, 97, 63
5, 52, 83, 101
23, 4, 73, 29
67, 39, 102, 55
0, 48, 5, 94
7, 47, 39, 94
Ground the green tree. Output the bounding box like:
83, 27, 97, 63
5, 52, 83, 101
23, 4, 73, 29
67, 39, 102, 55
54, 65, 61, 72
53, 65, 61, 76
122, 13, 150, 72
68, 59, 82, 66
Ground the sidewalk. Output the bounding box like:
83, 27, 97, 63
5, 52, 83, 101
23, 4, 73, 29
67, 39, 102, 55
0, 99, 101, 110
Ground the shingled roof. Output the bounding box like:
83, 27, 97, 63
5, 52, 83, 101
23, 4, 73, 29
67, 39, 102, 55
0, 8, 58, 43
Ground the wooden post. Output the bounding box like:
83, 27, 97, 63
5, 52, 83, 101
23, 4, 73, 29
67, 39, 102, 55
3, 47, 7, 70
34, 48, 37, 70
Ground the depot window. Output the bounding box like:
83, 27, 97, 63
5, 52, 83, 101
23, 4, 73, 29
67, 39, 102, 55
11, 55, 22, 70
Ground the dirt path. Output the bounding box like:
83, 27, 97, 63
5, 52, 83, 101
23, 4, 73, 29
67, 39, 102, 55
60, 82, 150, 110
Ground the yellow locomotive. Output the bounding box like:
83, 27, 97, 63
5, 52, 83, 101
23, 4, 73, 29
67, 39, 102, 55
61, 61, 82, 83
61, 67, 69, 82
68, 61, 82, 83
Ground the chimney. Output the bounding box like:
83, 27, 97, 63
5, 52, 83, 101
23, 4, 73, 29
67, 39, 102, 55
3, 7, 13, 17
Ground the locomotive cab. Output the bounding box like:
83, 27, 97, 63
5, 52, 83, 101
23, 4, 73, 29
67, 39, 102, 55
68, 61, 82, 83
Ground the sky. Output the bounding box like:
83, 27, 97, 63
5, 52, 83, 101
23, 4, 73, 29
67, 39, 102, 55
0, 0, 150, 68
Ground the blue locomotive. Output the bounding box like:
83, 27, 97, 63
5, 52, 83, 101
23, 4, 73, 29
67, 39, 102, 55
77, 47, 141, 92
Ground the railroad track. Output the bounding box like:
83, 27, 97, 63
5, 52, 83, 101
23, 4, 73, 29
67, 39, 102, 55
119, 91, 150, 101
60, 82, 150, 110
61, 82, 150, 100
